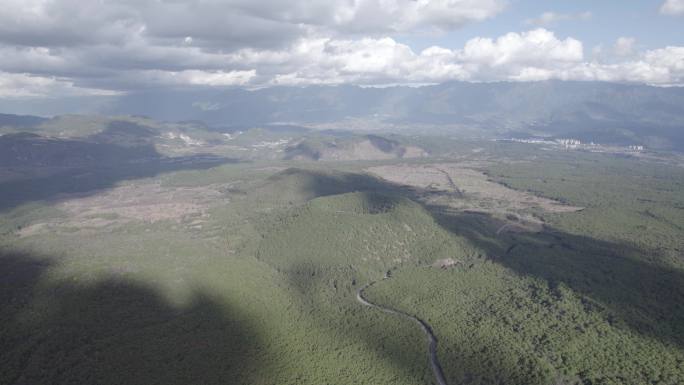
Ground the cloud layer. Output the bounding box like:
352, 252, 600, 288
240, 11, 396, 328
0, 1, 683, 98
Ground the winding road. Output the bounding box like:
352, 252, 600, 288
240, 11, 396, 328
356, 278, 449, 385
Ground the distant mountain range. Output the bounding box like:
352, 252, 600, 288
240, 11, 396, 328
2, 81, 684, 150
0, 113, 48, 128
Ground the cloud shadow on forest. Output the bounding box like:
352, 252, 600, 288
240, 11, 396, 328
0, 251, 272, 385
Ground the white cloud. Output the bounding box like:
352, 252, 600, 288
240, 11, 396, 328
0, 0, 141, 47
5, 28, 680, 92
660, 0, 684, 15
0, 0, 505, 50
0, 1, 683, 96
230, 29, 684, 87
0, 71, 120, 98
0, 0, 507, 94
460, 29, 583, 66
126, 70, 257, 87
529, 46, 684, 86
524, 11, 592, 26
226, 36, 469, 86
642, 46, 684, 83
453, 29, 586, 82
330, 0, 506, 33
249, 37, 458, 85
219, 29, 585, 85
178, 70, 257, 86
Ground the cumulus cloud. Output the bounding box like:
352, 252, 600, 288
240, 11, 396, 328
246, 30, 684, 86
527, 46, 684, 86
524, 11, 592, 26
0, 1, 683, 98
660, 0, 684, 15
460, 29, 583, 67
0, 0, 506, 96
259, 37, 468, 86
143, 70, 257, 87
233, 29, 584, 85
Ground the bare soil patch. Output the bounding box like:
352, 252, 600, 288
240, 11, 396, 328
368, 163, 582, 214
367, 163, 582, 235
19, 181, 229, 237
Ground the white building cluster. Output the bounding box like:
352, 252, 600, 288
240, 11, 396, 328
500, 137, 645, 154
555, 138, 582, 149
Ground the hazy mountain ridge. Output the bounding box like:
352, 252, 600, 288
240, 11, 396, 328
0, 131, 158, 168
0, 114, 430, 163
0, 113, 48, 129
2, 81, 684, 150
110, 81, 684, 150
284, 134, 427, 161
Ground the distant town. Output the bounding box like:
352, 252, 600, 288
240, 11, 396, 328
500, 137, 645, 154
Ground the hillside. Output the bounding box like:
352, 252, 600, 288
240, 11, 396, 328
0, 113, 48, 129
0, 113, 430, 162
0, 132, 157, 167
284, 135, 427, 161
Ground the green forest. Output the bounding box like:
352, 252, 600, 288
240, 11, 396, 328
1, 137, 683, 385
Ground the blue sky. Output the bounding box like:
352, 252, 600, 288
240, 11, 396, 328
401, 1, 684, 51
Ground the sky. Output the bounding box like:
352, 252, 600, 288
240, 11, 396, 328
0, 0, 683, 101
